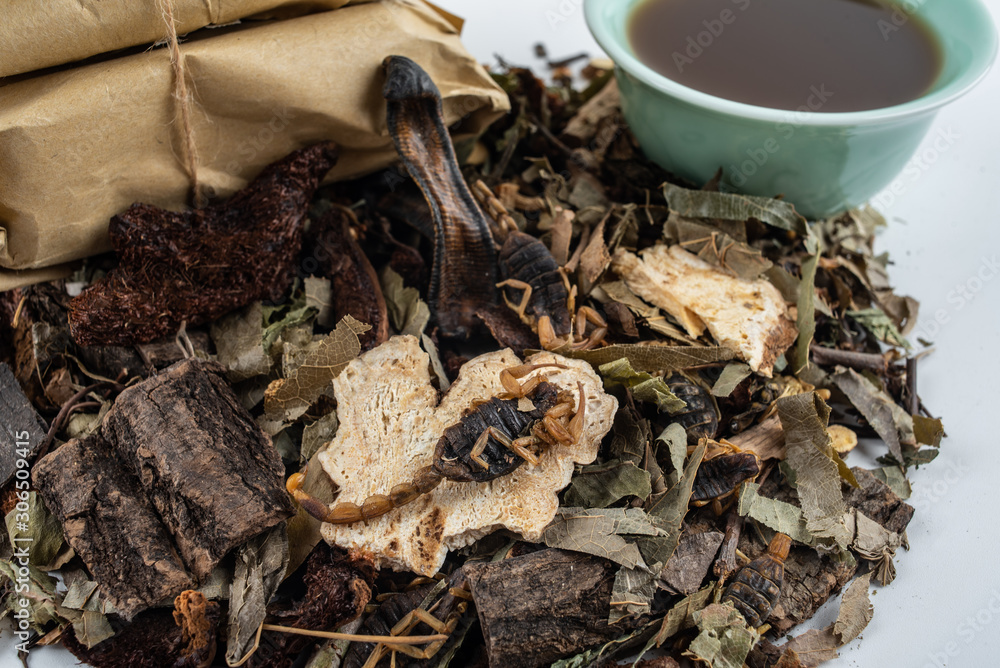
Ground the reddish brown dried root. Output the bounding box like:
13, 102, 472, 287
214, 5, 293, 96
69, 142, 339, 346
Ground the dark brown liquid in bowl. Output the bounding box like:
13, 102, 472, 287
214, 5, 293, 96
628, 0, 943, 112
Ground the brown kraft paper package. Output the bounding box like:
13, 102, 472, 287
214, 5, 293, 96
0, 0, 509, 290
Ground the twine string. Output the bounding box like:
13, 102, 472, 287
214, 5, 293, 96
157, 0, 204, 208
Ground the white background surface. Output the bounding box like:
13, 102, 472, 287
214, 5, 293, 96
5, 1, 1000, 667
430, 1, 1000, 667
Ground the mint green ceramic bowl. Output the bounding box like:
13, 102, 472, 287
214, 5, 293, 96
585, 0, 997, 219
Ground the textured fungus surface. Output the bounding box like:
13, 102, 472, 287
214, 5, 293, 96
318, 336, 618, 575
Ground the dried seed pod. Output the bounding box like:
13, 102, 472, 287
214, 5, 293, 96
722, 533, 790, 628
69, 142, 339, 346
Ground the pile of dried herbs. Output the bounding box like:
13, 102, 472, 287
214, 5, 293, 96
0, 61, 941, 668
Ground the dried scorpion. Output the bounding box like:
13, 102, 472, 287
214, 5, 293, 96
721, 532, 790, 631
473, 180, 607, 351
690, 439, 762, 515
288, 363, 585, 524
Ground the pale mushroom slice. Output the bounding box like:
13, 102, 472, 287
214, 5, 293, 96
317, 335, 617, 576
612, 244, 797, 377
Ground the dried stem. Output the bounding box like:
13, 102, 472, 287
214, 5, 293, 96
810, 345, 887, 374
35, 381, 125, 462
260, 624, 447, 644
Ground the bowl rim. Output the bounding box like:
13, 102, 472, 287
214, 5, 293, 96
585, 0, 998, 127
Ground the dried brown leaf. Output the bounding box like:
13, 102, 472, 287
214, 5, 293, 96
264, 315, 370, 421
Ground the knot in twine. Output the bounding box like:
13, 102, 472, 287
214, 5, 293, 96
158, 0, 205, 208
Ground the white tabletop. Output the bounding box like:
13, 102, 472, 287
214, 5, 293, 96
7, 2, 999, 667
432, 1, 1000, 667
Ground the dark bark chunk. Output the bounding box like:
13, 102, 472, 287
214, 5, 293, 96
69, 142, 339, 346
103, 359, 295, 578
659, 527, 725, 595
465, 548, 631, 668
0, 362, 48, 487
843, 466, 914, 535
33, 435, 195, 619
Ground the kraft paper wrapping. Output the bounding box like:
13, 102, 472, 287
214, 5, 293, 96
0, 0, 509, 291
1, 0, 363, 79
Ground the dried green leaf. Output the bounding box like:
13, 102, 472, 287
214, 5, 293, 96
665, 215, 773, 280
62, 579, 100, 611
5, 491, 65, 570
563, 460, 652, 508
304, 276, 335, 329
777, 393, 852, 548
655, 583, 715, 646
543, 508, 665, 569
561, 344, 735, 373
72, 609, 115, 649
211, 302, 272, 382
610, 562, 660, 623
656, 423, 688, 484
381, 266, 430, 337
609, 406, 652, 466
737, 482, 815, 546
831, 368, 905, 463
847, 510, 902, 585
301, 411, 338, 462
638, 442, 706, 566
600, 358, 686, 413
0, 561, 63, 631
847, 308, 909, 348
871, 466, 912, 500
834, 573, 873, 645
262, 294, 317, 353
264, 315, 371, 421
763, 264, 800, 304
226, 523, 290, 666
913, 415, 944, 447
550, 618, 660, 668
685, 603, 759, 668
795, 254, 819, 374
711, 362, 753, 397
662, 182, 808, 235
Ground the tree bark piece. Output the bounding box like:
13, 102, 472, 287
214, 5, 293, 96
103, 359, 295, 579
34, 359, 294, 618
842, 467, 914, 535
465, 548, 635, 668
33, 435, 195, 619
659, 526, 725, 595
0, 361, 47, 487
